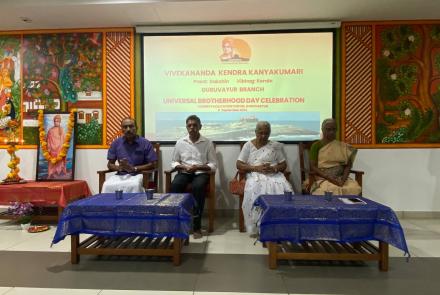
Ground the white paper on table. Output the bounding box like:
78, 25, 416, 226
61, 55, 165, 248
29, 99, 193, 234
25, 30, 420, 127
338, 197, 367, 205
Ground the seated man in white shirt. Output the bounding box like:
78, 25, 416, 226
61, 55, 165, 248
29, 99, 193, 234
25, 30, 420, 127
170, 115, 217, 239
102, 117, 157, 193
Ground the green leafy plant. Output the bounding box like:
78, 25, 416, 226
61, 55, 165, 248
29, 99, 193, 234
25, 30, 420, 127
77, 118, 102, 145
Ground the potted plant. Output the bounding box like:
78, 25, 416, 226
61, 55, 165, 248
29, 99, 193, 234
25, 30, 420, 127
8, 202, 34, 230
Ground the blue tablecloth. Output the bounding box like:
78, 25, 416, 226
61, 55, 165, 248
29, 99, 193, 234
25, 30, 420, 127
255, 195, 409, 255
52, 193, 194, 244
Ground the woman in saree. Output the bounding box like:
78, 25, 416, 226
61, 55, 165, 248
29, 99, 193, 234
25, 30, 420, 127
236, 121, 293, 234
308, 118, 361, 196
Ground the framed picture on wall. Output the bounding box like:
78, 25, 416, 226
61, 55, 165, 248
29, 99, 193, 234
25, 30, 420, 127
36, 112, 76, 181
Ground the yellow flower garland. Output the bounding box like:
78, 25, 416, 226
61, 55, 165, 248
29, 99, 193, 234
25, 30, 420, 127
5, 144, 20, 181
38, 109, 76, 164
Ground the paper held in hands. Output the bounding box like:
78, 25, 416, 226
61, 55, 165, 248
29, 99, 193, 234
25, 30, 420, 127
339, 197, 367, 205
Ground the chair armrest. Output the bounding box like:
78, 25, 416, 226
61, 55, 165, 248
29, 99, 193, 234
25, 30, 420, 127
300, 169, 316, 195
164, 168, 178, 193
350, 169, 364, 187
350, 169, 364, 175
140, 168, 157, 175
97, 169, 112, 175
140, 168, 158, 192
97, 169, 114, 193
164, 168, 178, 175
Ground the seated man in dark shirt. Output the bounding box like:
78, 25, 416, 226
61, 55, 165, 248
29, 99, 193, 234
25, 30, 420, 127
102, 117, 157, 193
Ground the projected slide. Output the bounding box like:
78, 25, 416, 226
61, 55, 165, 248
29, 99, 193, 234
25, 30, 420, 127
143, 32, 333, 141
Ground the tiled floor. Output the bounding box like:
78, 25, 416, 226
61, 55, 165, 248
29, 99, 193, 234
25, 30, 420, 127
1, 213, 440, 295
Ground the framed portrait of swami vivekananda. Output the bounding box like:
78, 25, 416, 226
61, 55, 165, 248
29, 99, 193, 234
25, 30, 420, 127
36, 112, 76, 181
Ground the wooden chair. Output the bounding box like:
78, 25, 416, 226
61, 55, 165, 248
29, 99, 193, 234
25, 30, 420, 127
164, 168, 216, 233
97, 143, 160, 193
232, 142, 291, 232
164, 142, 217, 233
298, 141, 363, 195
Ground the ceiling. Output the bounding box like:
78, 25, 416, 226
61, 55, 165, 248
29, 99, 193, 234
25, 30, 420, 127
0, 0, 439, 31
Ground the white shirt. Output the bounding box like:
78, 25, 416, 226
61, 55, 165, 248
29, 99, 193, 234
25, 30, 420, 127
171, 135, 217, 174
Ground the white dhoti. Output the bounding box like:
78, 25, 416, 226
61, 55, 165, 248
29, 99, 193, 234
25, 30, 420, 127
102, 174, 144, 193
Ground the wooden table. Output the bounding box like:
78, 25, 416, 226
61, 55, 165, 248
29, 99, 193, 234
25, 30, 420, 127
266, 239, 389, 270
70, 234, 185, 266
0, 180, 91, 221
52, 193, 194, 265
256, 195, 409, 271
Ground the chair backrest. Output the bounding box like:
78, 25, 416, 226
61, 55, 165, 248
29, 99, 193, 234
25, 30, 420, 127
144, 142, 161, 191
298, 141, 316, 194
298, 141, 315, 184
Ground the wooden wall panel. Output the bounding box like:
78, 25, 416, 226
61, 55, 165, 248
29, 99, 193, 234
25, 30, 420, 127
105, 31, 134, 145
342, 21, 440, 148
342, 24, 374, 145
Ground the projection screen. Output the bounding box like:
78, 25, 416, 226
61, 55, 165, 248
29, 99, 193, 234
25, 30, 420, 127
142, 30, 334, 142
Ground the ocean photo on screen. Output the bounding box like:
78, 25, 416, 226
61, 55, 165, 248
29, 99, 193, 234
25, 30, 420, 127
155, 112, 320, 141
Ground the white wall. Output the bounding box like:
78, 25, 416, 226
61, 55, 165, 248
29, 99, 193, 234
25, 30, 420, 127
1, 145, 439, 212
355, 149, 440, 211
